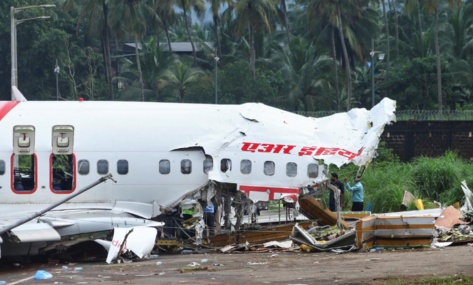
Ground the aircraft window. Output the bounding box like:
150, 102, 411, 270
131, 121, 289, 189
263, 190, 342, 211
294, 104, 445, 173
264, 161, 275, 176
12, 154, 36, 192
181, 159, 192, 174
159, 160, 171, 174
240, 159, 252, 174
220, 159, 232, 172
78, 160, 90, 175
307, 163, 318, 178
286, 162, 297, 177
203, 155, 213, 174
0, 160, 5, 175
97, 160, 109, 174
117, 160, 128, 175
51, 154, 75, 192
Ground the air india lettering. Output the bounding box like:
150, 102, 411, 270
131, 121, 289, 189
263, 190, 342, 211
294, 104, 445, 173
241, 142, 363, 160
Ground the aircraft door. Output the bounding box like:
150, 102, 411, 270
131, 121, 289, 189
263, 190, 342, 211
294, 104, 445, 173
52, 125, 74, 154
51, 126, 75, 192
13, 125, 35, 155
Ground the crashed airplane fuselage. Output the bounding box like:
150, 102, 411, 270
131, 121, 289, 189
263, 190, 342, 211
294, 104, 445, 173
0, 89, 396, 258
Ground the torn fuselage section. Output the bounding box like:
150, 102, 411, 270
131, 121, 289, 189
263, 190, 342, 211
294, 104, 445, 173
161, 98, 396, 243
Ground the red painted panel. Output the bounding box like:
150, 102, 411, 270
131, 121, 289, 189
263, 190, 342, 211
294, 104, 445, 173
0, 101, 19, 121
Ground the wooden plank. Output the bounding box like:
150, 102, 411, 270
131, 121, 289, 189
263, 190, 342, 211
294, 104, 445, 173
298, 195, 350, 229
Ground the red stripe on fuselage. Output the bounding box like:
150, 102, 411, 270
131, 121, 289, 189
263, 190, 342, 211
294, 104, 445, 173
0, 101, 20, 121
239, 185, 300, 200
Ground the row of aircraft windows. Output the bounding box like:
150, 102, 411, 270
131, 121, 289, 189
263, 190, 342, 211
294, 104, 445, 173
1, 155, 319, 193
0, 157, 319, 178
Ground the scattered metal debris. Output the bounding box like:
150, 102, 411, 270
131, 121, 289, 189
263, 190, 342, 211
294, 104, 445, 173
355, 215, 436, 250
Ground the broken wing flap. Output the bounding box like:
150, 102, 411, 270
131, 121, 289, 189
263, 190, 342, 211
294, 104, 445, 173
8, 223, 61, 243
94, 226, 159, 264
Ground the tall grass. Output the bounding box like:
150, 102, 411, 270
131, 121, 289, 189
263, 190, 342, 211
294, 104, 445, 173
334, 149, 473, 213
410, 152, 458, 202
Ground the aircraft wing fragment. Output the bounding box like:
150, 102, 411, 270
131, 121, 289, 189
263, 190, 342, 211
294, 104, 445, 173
10, 223, 61, 243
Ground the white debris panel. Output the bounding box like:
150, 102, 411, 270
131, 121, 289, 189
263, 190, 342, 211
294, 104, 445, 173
190, 98, 396, 184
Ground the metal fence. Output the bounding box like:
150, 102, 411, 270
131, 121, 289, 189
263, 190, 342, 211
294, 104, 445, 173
300, 110, 473, 121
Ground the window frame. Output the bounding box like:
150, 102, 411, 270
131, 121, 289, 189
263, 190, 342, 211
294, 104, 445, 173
159, 159, 171, 175
181, 159, 192, 174
0, 160, 5, 175
286, 162, 297, 177
307, 163, 318, 178
240, 159, 252, 175
264, 161, 275, 176
97, 159, 109, 175
78, 159, 90, 175
117, 159, 129, 175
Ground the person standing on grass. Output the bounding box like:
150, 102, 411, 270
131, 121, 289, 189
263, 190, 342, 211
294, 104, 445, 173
330, 172, 345, 212
344, 176, 364, 211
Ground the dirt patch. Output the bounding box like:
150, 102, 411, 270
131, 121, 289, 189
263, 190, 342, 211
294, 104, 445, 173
1, 245, 473, 284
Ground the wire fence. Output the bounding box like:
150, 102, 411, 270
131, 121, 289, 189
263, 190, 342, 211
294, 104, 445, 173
300, 110, 473, 121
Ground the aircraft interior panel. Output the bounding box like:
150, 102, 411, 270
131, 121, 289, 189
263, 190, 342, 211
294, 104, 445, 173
11, 153, 37, 193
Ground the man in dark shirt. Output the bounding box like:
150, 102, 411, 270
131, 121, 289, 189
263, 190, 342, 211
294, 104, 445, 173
329, 173, 345, 212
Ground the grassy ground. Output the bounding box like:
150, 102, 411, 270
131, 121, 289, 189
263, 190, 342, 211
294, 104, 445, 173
385, 274, 473, 284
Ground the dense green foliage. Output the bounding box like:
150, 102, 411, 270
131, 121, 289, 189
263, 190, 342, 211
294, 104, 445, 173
326, 147, 473, 214
2, 0, 473, 113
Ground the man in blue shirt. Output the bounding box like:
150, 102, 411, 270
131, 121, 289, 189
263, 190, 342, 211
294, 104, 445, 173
344, 176, 364, 211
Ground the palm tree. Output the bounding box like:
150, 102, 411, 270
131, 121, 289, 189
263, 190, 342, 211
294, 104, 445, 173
208, 0, 233, 59
108, 1, 159, 101
159, 61, 205, 102
140, 37, 178, 100
62, 0, 114, 99
448, 3, 473, 60
154, 0, 180, 52
233, 0, 279, 77
422, 0, 462, 112
271, 36, 334, 111
380, 0, 391, 98
306, 0, 366, 110
176, 0, 206, 65
278, 0, 291, 45
389, 0, 400, 59
404, 0, 424, 51
331, 28, 342, 111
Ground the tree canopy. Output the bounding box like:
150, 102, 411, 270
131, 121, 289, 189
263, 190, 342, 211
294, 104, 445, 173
2, 0, 473, 112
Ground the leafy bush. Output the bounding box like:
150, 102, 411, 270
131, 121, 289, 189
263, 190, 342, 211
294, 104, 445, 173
363, 163, 417, 213
410, 151, 462, 202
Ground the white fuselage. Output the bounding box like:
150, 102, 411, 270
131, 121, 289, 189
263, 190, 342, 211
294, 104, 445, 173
0, 100, 332, 219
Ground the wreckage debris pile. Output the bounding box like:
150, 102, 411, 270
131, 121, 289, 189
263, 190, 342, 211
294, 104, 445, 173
307, 225, 345, 244
437, 208, 473, 243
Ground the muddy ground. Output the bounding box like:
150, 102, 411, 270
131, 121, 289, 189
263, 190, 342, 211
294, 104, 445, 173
1, 244, 472, 285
